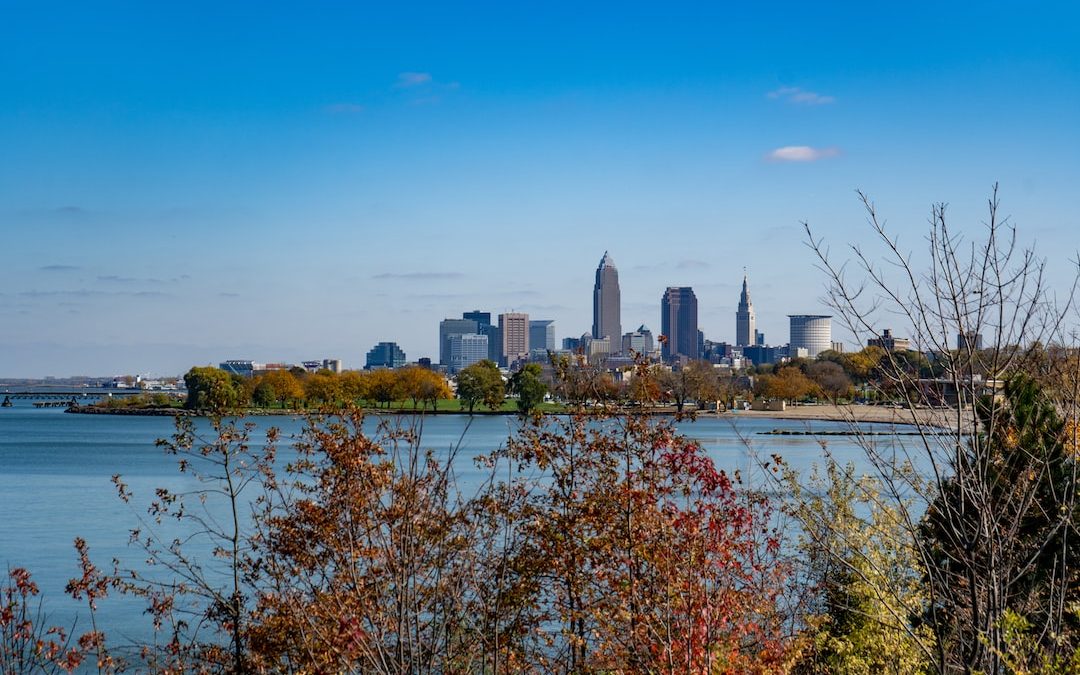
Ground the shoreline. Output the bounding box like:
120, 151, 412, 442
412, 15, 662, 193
64, 402, 961, 428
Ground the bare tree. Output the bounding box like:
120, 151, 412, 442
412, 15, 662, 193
797, 186, 1080, 673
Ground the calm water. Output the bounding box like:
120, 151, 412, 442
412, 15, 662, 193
0, 402, 905, 651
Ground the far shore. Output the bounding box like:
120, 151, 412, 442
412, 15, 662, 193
66, 401, 965, 429
719, 403, 965, 429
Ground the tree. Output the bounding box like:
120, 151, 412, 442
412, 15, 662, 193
807, 360, 854, 401
183, 366, 239, 412
759, 365, 819, 402
686, 359, 722, 410
788, 461, 932, 674
338, 370, 369, 403
918, 375, 1080, 669
456, 360, 504, 413
304, 370, 343, 406
657, 366, 702, 412
416, 371, 452, 411
508, 363, 547, 415
365, 368, 400, 408
262, 369, 304, 409
803, 186, 1080, 672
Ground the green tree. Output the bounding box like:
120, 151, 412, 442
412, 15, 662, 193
183, 366, 239, 412
918, 375, 1080, 670
789, 461, 932, 674
508, 363, 548, 415
456, 360, 504, 413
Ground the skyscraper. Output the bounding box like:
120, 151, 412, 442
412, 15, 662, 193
736, 273, 756, 347
661, 287, 699, 362
447, 333, 489, 373
529, 320, 556, 352
592, 251, 621, 346
498, 312, 530, 366
439, 318, 478, 366
788, 315, 832, 358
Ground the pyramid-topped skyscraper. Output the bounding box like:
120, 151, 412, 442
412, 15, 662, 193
592, 251, 621, 346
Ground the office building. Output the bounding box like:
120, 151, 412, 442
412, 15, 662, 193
736, 273, 756, 347
868, 329, 912, 352
498, 312, 530, 366
439, 318, 479, 366
592, 252, 622, 345
365, 342, 406, 369
563, 336, 581, 352
958, 331, 983, 351
788, 315, 832, 358
661, 287, 699, 362
529, 320, 556, 352
448, 333, 489, 373
463, 310, 492, 329
622, 325, 655, 355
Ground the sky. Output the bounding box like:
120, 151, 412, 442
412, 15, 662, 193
2, 1, 1079, 377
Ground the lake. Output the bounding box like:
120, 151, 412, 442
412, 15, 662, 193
0, 401, 908, 654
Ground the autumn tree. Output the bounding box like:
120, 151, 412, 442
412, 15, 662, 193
304, 370, 343, 406
338, 370, 369, 403
758, 365, 820, 402
807, 360, 854, 401
261, 368, 304, 409
365, 368, 400, 408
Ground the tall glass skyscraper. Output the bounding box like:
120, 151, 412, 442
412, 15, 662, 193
661, 287, 699, 362
736, 273, 756, 347
592, 252, 621, 346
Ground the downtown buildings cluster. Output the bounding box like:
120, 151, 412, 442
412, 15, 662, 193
365, 252, 840, 374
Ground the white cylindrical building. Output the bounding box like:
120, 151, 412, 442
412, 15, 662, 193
788, 315, 832, 358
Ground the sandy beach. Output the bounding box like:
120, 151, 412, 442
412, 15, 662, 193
719, 403, 964, 429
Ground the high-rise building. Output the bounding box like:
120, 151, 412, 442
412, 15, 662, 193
463, 310, 492, 329
498, 312, 530, 366
958, 331, 983, 351
529, 320, 556, 352
447, 333, 489, 373
622, 325, 655, 355
736, 274, 756, 347
788, 315, 832, 358
592, 252, 621, 346
365, 342, 406, 369
661, 287, 699, 362
439, 318, 479, 366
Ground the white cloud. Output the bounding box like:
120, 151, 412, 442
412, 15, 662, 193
767, 86, 835, 105
396, 72, 433, 88
767, 146, 840, 162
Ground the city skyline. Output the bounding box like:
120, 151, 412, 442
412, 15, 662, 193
2, 3, 1078, 377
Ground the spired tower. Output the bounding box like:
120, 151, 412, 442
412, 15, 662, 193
736, 272, 756, 347
592, 251, 622, 345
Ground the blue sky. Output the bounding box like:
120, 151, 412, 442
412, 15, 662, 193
2, 1, 1079, 377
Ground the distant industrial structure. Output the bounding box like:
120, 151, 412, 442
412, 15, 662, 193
868, 329, 912, 352
788, 315, 832, 358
